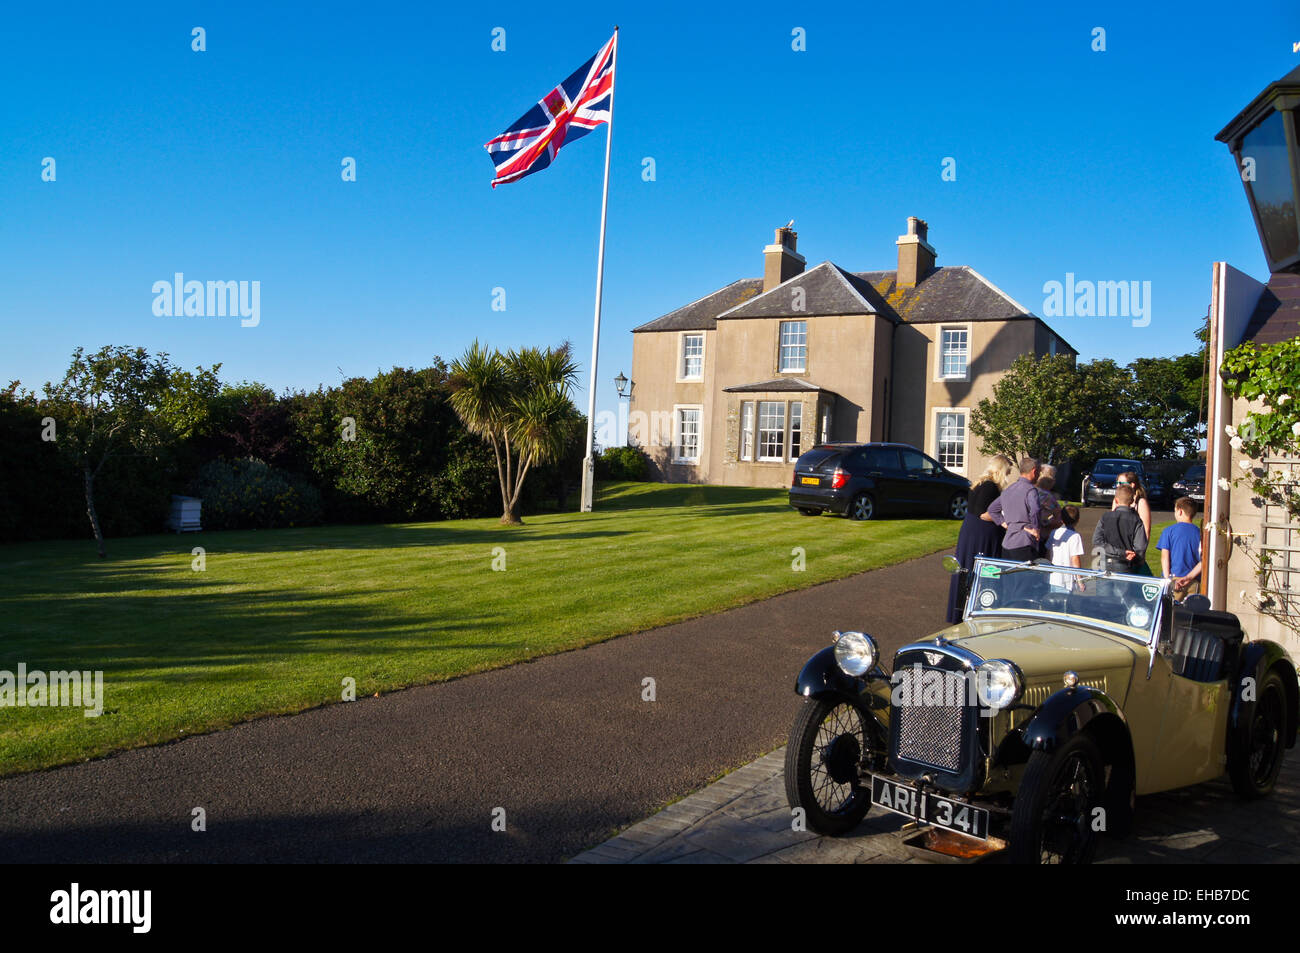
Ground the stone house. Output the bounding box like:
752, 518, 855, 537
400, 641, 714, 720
628, 217, 1075, 487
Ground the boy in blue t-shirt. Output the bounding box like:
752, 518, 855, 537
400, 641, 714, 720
1158, 496, 1203, 599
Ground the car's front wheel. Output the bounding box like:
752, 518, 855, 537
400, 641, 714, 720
785, 698, 877, 835
847, 492, 875, 521
1229, 669, 1288, 798
1009, 733, 1105, 864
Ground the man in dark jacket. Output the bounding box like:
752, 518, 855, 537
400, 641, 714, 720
1092, 484, 1148, 572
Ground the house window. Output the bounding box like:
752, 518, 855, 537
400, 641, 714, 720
1049, 337, 1057, 358
779, 321, 807, 373
758, 401, 785, 460
940, 327, 969, 379
740, 401, 754, 461
674, 407, 701, 463
789, 402, 802, 460
935, 410, 966, 471
681, 333, 704, 380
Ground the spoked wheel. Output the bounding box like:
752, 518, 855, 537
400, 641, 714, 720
1009, 733, 1104, 864
785, 698, 877, 835
1230, 670, 1288, 798
948, 492, 968, 519
847, 493, 875, 521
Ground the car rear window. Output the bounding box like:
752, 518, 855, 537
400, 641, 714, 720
796, 449, 842, 472
1185, 465, 1205, 480
1092, 460, 1141, 475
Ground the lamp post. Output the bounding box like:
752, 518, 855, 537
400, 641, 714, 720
1216, 65, 1300, 274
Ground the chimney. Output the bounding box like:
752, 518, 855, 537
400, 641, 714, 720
763, 225, 806, 292
895, 216, 936, 288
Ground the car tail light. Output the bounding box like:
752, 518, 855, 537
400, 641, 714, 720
831, 468, 847, 490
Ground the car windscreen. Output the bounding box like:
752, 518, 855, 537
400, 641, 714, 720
1092, 460, 1140, 476
1184, 465, 1205, 480
796, 449, 842, 471
966, 558, 1166, 641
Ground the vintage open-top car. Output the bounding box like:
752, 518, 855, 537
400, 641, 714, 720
785, 556, 1299, 863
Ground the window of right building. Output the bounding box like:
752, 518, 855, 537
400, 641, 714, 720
938, 325, 969, 379
935, 409, 967, 472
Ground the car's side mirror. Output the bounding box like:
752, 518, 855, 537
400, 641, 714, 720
942, 555, 962, 574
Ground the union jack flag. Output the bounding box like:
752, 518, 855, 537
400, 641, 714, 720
484, 33, 616, 188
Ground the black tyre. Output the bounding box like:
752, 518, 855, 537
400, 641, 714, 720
947, 492, 968, 520
785, 698, 876, 835
1229, 670, 1288, 798
1009, 733, 1105, 864
847, 492, 875, 521
797, 507, 821, 516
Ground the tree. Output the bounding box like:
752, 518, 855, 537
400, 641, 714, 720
969, 354, 1090, 465
43, 346, 219, 557
1127, 353, 1204, 458
448, 341, 580, 524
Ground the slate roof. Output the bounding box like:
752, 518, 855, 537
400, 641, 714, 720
633, 262, 1077, 353
716, 262, 884, 320
1241, 272, 1300, 346
722, 378, 825, 393
631, 278, 762, 332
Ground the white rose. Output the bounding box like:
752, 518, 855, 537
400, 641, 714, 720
1218, 478, 1231, 491
1224, 424, 1237, 437
1278, 394, 1291, 405
1230, 435, 1243, 450
1292, 421, 1300, 437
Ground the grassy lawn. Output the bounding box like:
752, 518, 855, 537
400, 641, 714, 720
0, 481, 959, 776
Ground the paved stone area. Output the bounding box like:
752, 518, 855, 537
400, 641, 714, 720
571, 745, 1300, 864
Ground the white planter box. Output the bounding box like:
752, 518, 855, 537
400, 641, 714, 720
167, 495, 202, 533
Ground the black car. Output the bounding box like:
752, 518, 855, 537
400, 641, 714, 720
788, 442, 970, 521
1172, 463, 1206, 504
1081, 458, 1144, 506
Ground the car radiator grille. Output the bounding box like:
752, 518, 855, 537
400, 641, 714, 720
893, 668, 966, 772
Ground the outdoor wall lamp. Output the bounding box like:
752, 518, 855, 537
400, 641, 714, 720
1217, 65, 1300, 275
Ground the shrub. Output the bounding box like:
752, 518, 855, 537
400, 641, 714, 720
190, 458, 323, 530
596, 445, 648, 482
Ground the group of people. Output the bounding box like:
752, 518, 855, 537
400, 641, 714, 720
945, 455, 1204, 624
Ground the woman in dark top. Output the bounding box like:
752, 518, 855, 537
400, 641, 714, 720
946, 454, 1016, 624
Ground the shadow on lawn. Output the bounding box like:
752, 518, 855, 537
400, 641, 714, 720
0, 576, 527, 678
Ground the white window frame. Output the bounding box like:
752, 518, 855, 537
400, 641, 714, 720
739, 401, 755, 461
935, 323, 972, 381
678, 332, 705, 382
787, 401, 803, 462
672, 404, 703, 464
778, 320, 807, 374
933, 406, 969, 474
757, 401, 786, 461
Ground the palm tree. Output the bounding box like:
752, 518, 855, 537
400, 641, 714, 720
449, 341, 579, 524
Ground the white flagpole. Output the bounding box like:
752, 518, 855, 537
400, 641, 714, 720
580, 27, 618, 513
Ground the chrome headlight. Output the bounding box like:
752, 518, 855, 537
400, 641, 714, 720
976, 659, 1024, 710
832, 631, 878, 676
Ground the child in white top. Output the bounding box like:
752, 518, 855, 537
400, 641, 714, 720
1049, 505, 1085, 591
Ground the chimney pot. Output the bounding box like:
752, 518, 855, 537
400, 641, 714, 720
764, 224, 805, 291
896, 216, 936, 288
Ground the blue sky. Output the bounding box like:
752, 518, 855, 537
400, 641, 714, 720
2, 1, 1297, 432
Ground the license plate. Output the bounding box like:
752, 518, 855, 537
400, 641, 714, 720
870, 775, 989, 839
1101, 487, 1115, 494
800, 476, 819, 485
